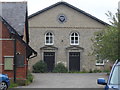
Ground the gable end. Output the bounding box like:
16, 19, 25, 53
28, 1, 109, 26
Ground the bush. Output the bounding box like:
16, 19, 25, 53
32, 60, 47, 73
89, 69, 102, 73
89, 69, 93, 73
25, 71, 33, 85
9, 82, 18, 88
53, 63, 68, 73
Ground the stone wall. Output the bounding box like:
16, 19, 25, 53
29, 4, 106, 71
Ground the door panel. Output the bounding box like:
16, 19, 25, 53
44, 52, 55, 72
69, 52, 80, 71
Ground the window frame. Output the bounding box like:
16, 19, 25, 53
70, 32, 79, 45
95, 54, 105, 66
45, 32, 54, 45
96, 60, 104, 66
4, 56, 14, 70
16, 54, 25, 67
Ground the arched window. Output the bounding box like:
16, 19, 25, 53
45, 32, 54, 45
70, 32, 79, 45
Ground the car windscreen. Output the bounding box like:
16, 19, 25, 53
110, 65, 120, 85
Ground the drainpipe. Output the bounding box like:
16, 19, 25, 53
13, 37, 16, 83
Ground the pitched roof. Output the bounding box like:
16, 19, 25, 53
0, 2, 27, 36
28, 1, 108, 25
0, 15, 37, 59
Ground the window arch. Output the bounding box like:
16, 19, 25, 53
45, 32, 54, 45
70, 32, 79, 45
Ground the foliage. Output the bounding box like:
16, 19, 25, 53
69, 71, 88, 73
68, 70, 103, 73
106, 11, 118, 26
9, 71, 33, 88
92, 11, 119, 61
25, 71, 33, 85
53, 63, 68, 73
32, 60, 47, 73
92, 69, 102, 73
9, 82, 18, 88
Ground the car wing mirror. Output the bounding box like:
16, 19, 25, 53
97, 78, 107, 85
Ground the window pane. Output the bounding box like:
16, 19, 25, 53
71, 33, 74, 36
75, 37, 78, 40
4, 57, 13, 70
46, 37, 49, 40
46, 40, 49, 43
75, 33, 78, 36
50, 37, 53, 43
46, 36, 49, 44
71, 40, 74, 43
75, 40, 78, 43
99, 60, 103, 63
16, 55, 25, 67
50, 33, 52, 36
46, 33, 49, 35
110, 66, 120, 84
71, 37, 74, 40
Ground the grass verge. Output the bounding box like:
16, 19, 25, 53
9, 72, 33, 88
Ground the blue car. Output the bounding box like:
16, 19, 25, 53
0, 74, 10, 90
97, 60, 120, 90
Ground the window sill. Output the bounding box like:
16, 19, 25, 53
4, 69, 13, 71
70, 44, 79, 46
45, 44, 54, 46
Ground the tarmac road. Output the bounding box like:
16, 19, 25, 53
19, 73, 108, 88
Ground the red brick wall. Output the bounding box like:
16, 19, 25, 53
0, 21, 28, 80
15, 39, 28, 80
0, 21, 10, 38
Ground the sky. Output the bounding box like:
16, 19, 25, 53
1, 0, 120, 23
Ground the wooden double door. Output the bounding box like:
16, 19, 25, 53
69, 52, 80, 71
44, 52, 55, 72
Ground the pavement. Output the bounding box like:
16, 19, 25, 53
18, 73, 108, 88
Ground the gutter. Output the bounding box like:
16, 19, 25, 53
28, 53, 37, 59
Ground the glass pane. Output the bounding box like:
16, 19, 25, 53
4, 57, 13, 70
97, 60, 103, 63
50, 33, 52, 36
75, 33, 78, 36
75, 37, 78, 40
96, 60, 100, 63
46, 37, 49, 40
46, 40, 49, 43
99, 60, 103, 63
71, 33, 74, 36
71, 37, 74, 40
46, 33, 49, 36
16, 55, 24, 67
110, 66, 120, 85
50, 37, 53, 43
75, 40, 78, 43
71, 40, 74, 43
